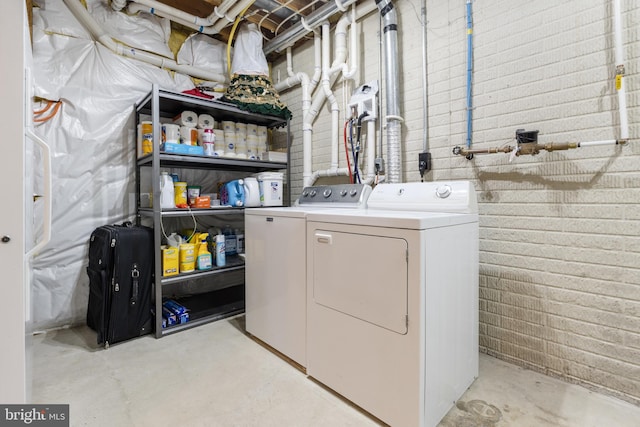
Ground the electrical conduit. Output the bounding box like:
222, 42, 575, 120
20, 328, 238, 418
466, 0, 473, 148
613, 0, 629, 141
63, 0, 227, 83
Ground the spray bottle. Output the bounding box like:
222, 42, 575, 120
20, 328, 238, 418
215, 231, 226, 267
196, 233, 212, 270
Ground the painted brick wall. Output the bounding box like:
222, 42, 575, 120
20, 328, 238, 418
271, 0, 640, 404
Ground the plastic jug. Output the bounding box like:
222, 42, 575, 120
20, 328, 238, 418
223, 225, 237, 256
243, 177, 260, 207
221, 179, 245, 207
160, 172, 175, 209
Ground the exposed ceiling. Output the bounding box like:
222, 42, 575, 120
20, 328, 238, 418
157, 0, 340, 59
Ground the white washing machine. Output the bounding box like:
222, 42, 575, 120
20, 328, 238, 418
305, 181, 479, 427
244, 184, 371, 367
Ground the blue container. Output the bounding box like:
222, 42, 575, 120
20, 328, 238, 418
221, 179, 245, 207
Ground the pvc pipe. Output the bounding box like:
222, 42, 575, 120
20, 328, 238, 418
310, 34, 322, 93
63, 0, 227, 83
329, 15, 350, 75
303, 18, 353, 187
129, 0, 239, 29
377, 0, 402, 183
310, 168, 351, 183
264, 0, 357, 54
466, 0, 473, 148
128, 0, 216, 27
613, 0, 629, 140
321, 23, 341, 171
578, 139, 619, 147
127, 3, 215, 34
212, 0, 256, 34
127, 0, 249, 35
345, 5, 358, 79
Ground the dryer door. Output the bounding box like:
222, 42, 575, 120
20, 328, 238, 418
311, 229, 408, 334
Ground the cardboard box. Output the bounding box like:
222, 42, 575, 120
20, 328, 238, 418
161, 142, 204, 156
162, 246, 179, 277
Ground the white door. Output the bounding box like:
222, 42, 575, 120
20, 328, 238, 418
0, 0, 27, 403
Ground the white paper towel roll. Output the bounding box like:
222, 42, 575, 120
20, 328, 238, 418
174, 110, 198, 127
198, 114, 215, 129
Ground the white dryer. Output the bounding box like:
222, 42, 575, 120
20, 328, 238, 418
305, 181, 479, 427
244, 184, 371, 367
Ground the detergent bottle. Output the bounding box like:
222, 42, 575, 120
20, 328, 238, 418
223, 225, 237, 256
196, 233, 212, 270
160, 172, 175, 209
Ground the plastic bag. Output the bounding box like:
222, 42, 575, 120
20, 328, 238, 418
231, 23, 269, 76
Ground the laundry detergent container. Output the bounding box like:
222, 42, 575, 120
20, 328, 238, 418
257, 172, 283, 206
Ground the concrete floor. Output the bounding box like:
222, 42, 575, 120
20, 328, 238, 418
32, 315, 639, 427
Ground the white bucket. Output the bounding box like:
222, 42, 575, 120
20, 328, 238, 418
257, 172, 284, 206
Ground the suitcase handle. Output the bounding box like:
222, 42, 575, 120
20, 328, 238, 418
130, 264, 139, 306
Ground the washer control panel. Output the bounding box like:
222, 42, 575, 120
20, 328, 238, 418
298, 184, 372, 207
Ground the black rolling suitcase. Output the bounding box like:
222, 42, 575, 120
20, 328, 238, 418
86, 222, 154, 347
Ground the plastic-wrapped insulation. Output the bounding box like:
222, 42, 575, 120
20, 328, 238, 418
110, 0, 127, 11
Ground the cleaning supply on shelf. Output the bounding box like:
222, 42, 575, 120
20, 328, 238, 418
223, 225, 237, 256
167, 232, 183, 248
215, 232, 226, 267
243, 177, 260, 207
161, 245, 179, 277
174, 181, 188, 208
160, 172, 175, 209
196, 233, 212, 270
221, 179, 245, 207
257, 172, 284, 206
187, 185, 201, 206
235, 229, 245, 254
179, 242, 196, 273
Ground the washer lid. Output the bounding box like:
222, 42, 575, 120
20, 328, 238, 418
367, 181, 477, 213
306, 208, 478, 230
244, 206, 309, 218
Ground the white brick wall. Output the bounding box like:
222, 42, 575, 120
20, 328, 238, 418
271, 0, 640, 404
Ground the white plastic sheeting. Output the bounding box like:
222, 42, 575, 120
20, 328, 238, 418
176, 33, 227, 89
30, 0, 216, 331
231, 23, 270, 76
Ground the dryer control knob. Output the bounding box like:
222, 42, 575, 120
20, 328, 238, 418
349, 189, 358, 197
302, 190, 309, 197
340, 189, 348, 197
436, 184, 452, 198
310, 190, 317, 197
323, 189, 332, 198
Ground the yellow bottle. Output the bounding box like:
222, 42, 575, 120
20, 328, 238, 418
196, 233, 212, 270
179, 243, 196, 273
